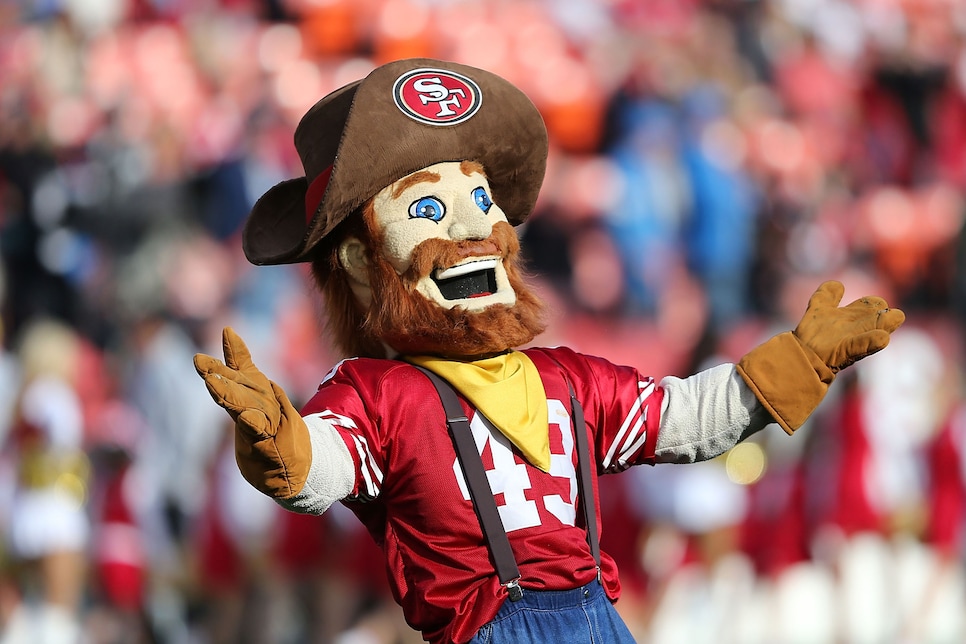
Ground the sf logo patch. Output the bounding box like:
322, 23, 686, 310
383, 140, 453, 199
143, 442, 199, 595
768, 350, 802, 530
393, 68, 482, 126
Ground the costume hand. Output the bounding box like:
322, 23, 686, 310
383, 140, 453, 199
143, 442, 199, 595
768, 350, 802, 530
737, 281, 904, 434
194, 327, 311, 499
794, 280, 905, 372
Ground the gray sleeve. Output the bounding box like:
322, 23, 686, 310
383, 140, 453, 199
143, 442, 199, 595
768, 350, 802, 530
274, 415, 355, 515
654, 363, 774, 464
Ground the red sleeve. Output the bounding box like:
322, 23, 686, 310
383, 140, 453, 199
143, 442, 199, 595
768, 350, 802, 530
300, 358, 388, 501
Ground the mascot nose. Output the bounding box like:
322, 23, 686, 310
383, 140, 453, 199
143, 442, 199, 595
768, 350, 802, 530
448, 209, 490, 241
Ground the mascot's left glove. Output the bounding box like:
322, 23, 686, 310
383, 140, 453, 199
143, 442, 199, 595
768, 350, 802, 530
194, 327, 311, 499
737, 280, 905, 435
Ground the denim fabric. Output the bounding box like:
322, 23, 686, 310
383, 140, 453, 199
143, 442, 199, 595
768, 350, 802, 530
468, 581, 637, 643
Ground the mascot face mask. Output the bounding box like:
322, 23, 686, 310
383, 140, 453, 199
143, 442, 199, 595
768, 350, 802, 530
342, 162, 547, 359
368, 161, 516, 311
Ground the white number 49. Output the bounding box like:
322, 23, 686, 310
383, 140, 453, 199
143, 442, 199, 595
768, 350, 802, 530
452, 399, 578, 533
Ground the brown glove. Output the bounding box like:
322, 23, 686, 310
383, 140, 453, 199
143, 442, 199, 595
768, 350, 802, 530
737, 281, 905, 434
193, 327, 311, 499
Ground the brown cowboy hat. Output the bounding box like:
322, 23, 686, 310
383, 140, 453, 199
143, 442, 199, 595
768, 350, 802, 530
243, 58, 549, 265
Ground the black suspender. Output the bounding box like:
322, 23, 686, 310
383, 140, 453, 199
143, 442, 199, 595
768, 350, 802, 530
568, 378, 601, 569
413, 366, 600, 602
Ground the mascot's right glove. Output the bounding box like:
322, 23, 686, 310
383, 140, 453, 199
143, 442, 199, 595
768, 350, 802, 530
194, 327, 311, 499
736, 280, 905, 434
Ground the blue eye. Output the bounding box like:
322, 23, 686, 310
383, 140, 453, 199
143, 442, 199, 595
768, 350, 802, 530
408, 196, 445, 222
473, 187, 492, 214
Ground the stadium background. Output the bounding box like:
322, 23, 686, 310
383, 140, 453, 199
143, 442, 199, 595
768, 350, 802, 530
1, 0, 966, 642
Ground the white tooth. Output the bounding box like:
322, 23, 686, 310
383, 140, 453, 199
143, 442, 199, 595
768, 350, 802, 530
436, 258, 498, 280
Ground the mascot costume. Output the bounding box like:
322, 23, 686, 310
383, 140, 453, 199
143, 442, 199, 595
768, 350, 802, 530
194, 58, 905, 643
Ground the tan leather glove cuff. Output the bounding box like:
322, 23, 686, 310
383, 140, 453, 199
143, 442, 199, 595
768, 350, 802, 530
736, 331, 835, 435
234, 393, 312, 500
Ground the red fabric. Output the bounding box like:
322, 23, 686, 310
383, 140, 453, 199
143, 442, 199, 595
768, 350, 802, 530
94, 465, 146, 610
824, 389, 883, 536
274, 510, 327, 572
271, 509, 398, 598
304, 165, 333, 223
741, 465, 810, 578
642, 386, 663, 464
302, 346, 667, 644
924, 406, 966, 556
99, 563, 144, 611
852, 79, 919, 184
597, 474, 648, 594
197, 509, 243, 592
933, 87, 966, 188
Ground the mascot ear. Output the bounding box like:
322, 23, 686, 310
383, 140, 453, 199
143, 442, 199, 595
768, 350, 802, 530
339, 236, 371, 287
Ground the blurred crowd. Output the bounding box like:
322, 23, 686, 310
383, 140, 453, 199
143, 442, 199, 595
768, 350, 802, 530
1, 0, 966, 642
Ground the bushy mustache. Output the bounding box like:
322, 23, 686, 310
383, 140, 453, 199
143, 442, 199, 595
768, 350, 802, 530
401, 232, 504, 289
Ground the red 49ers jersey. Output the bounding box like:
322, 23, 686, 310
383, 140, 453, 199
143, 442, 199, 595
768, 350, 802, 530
301, 345, 665, 644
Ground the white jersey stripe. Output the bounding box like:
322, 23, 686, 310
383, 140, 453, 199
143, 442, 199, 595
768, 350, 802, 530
618, 413, 646, 457
617, 421, 650, 469
351, 434, 381, 498
603, 383, 646, 467
603, 380, 655, 470
357, 433, 384, 482
305, 410, 359, 429
320, 358, 355, 386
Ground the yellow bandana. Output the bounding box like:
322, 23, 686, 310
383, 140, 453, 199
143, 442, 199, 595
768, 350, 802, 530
407, 351, 551, 472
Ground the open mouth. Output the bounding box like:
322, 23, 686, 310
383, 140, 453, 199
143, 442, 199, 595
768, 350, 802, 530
432, 258, 499, 300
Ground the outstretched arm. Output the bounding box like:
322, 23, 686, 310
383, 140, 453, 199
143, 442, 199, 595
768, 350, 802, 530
652, 281, 905, 463
194, 327, 352, 513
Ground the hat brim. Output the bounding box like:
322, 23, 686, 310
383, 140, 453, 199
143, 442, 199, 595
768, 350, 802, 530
243, 177, 310, 265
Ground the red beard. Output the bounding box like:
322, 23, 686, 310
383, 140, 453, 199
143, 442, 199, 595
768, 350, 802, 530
364, 221, 546, 358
